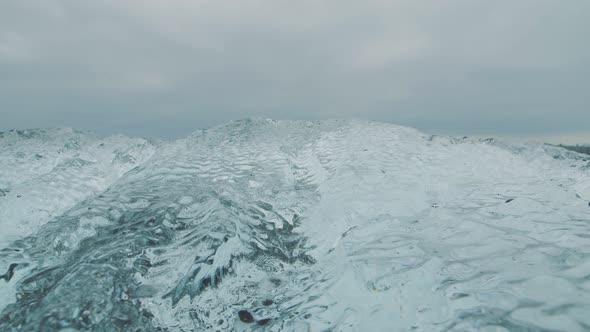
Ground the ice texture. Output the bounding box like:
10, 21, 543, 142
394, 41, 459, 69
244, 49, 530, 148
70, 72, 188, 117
0, 120, 589, 331
0, 128, 157, 248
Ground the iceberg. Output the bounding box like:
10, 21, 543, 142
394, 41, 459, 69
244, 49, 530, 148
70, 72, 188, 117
0, 120, 589, 331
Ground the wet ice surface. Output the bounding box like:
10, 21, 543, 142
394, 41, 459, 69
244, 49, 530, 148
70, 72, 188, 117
0, 120, 589, 331
0, 128, 158, 248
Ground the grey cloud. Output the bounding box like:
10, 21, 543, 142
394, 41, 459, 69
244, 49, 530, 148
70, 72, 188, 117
1, 0, 589, 140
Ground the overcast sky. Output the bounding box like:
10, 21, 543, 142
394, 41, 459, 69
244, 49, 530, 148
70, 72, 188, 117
1, 0, 589, 141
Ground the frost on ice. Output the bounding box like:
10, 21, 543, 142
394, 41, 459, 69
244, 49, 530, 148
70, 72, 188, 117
0, 120, 589, 331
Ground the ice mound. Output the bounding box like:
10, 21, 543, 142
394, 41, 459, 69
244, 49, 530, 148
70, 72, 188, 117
0, 120, 589, 331
0, 128, 158, 246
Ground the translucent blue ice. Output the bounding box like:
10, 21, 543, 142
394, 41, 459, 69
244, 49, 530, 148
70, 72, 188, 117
1, 120, 589, 331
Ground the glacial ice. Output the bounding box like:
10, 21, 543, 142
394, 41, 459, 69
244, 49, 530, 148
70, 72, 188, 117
0, 120, 589, 331
0, 128, 158, 248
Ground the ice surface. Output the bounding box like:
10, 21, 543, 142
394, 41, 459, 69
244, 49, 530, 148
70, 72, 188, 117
0, 128, 157, 247
0, 120, 589, 331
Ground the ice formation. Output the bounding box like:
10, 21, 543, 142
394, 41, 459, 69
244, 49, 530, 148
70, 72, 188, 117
0, 120, 589, 331
0, 128, 157, 248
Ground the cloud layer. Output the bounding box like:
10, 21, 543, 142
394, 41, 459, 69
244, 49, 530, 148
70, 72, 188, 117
1, 0, 589, 139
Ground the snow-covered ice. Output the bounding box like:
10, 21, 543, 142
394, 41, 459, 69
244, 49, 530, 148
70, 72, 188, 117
0, 120, 589, 331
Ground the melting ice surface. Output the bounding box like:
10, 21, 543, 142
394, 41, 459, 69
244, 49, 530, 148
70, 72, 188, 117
0, 120, 590, 331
